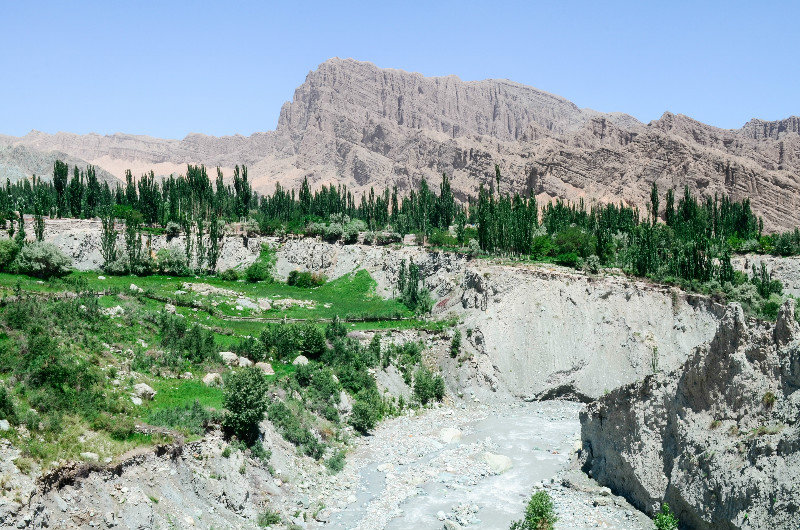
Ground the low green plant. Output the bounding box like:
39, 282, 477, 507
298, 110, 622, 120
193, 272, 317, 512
257, 508, 281, 527
654, 503, 679, 530
510, 490, 557, 530
325, 449, 346, 474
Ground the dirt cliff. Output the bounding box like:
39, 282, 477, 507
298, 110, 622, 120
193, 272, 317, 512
580, 301, 800, 529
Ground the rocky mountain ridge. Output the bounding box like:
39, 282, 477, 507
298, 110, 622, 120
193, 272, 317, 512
1, 58, 798, 228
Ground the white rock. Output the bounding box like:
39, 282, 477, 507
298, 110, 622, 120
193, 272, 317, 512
164, 303, 176, 314
202, 373, 222, 386
219, 351, 238, 366
258, 298, 272, 311
255, 362, 275, 375
238, 356, 253, 367
482, 452, 512, 474
293, 355, 309, 366
377, 463, 394, 473
97, 276, 106, 280
130, 396, 143, 406
80, 452, 99, 462
129, 283, 143, 293
0, 419, 10, 431
439, 427, 462, 444
133, 383, 156, 400
181, 372, 193, 379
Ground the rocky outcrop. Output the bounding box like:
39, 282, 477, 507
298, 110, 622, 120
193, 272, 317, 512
2, 59, 799, 229
580, 301, 800, 529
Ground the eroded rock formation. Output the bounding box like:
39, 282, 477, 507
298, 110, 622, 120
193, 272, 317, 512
580, 300, 800, 529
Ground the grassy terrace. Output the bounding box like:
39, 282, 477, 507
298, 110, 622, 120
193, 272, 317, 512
0, 266, 448, 469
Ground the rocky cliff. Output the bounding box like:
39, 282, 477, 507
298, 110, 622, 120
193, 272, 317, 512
1, 58, 798, 229
580, 301, 800, 529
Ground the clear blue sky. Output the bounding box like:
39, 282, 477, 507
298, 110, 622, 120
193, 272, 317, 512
1, 1, 797, 139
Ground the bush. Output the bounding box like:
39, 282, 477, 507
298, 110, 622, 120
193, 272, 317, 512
245, 244, 276, 283
413, 367, 445, 405
287, 270, 326, 288
12, 242, 72, 278
218, 268, 240, 282
375, 232, 402, 245
267, 400, 324, 459
450, 329, 461, 358
257, 509, 281, 527
326, 449, 346, 474
222, 368, 270, 445
0, 240, 20, 271
165, 222, 181, 241
349, 399, 379, 435
653, 503, 679, 530
0, 385, 17, 423
510, 490, 557, 530
155, 247, 190, 276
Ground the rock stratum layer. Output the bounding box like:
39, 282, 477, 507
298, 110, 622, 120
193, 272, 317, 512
1, 58, 799, 229
580, 301, 800, 529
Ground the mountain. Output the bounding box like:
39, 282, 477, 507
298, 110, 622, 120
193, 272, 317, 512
1, 58, 798, 229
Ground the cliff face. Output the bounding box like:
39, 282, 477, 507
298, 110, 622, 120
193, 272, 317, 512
2, 58, 799, 229
580, 301, 800, 529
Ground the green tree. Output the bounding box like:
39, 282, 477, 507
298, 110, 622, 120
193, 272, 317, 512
222, 367, 269, 445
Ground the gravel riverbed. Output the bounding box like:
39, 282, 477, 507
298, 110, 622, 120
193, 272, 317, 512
304, 401, 651, 529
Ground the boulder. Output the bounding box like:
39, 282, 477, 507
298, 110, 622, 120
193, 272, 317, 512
238, 356, 253, 368
129, 283, 143, 293
255, 362, 275, 375
0, 419, 10, 431
80, 452, 99, 462
130, 396, 143, 406
293, 355, 309, 366
132, 383, 156, 400
181, 372, 193, 379
164, 303, 176, 314
439, 428, 462, 444
482, 452, 512, 474
219, 351, 238, 366
258, 298, 272, 311
203, 373, 222, 386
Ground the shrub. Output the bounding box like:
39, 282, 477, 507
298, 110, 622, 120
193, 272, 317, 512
554, 252, 581, 268
375, 232, 402, 245
165, 222, 181, 241
155, 247, 190, 276
0, 240, 20, 271
287, 270, 326, 288
762, 391, 776, 408
413, 367, 445, 405
218, 268, 240, 282
12, 242, 72, 278
257, 509, 281, 527
350, 399, 379, 435
326, 449, 346, 474
653, 503, 679, 530
450, 329, 461, 358
0, 385, 17, 423
245, 244, 276, 283
267, 400, 324, 459
223, 368, 270, 445
510, 490, 557, 530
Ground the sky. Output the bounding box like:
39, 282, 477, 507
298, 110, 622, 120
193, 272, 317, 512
1, 1, 797, 139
